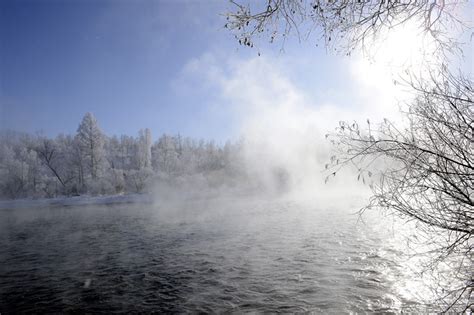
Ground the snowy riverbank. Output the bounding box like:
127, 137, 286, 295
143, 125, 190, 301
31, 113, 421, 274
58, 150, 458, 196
0, 193, 153, 210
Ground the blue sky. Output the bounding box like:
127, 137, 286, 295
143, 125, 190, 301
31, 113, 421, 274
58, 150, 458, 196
1, 0, 471, 143
0, 0, 356, 142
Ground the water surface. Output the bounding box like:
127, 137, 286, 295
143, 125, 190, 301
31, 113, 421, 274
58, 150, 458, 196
0, 198, 424, 313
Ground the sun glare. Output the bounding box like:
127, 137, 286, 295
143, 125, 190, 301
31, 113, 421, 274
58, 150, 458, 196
350, 19, 439, 121
368, 19, 438, 73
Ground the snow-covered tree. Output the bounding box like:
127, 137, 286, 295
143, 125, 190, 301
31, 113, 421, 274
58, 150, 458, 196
151, 134, 179, 176
0, 118, 246, 199
137, 128, 152, 170
0, 145, 26, 198
33, 137, 67, 188
119, 135, 138, 170
55, 134, 84, 195
75, 113, 107, 180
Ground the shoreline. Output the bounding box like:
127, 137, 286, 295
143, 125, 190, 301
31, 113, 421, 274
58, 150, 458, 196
0, 193, 153, 210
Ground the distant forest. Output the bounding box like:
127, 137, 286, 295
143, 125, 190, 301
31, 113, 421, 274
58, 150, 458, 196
0, 113, 252, 199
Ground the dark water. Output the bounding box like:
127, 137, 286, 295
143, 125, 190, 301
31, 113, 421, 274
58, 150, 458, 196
0, 199, 425, 313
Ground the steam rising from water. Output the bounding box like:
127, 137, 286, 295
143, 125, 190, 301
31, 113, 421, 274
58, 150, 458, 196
0, 199, 438, 313
176, 50, 416, 204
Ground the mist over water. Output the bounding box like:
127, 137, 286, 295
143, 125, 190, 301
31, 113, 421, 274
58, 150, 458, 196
0, 197, 432, 313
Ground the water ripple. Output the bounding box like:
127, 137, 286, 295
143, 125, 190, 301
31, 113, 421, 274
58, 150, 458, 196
0, 201, 427, 313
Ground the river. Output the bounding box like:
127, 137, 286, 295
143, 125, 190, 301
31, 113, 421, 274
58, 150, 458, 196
0, 198, 431, 313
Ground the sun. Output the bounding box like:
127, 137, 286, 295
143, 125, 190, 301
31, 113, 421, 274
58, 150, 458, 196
366, 19, 439, 74
349, 19, 439, 122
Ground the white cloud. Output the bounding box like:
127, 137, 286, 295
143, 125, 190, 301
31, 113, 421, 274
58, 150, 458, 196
176, 53, 388, 199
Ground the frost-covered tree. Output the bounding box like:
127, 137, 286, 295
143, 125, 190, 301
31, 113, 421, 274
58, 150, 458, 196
137, 128, 152, 170
33, 137, 67, 189
152, 134, 179, 176
0, 145, 27, 198
75, 113, 107, 180
0, 118, 246, 199
55, 134, 84, 195
105, 135, 121, 170
21, 146, 41, 197
119, 135, 138, 170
